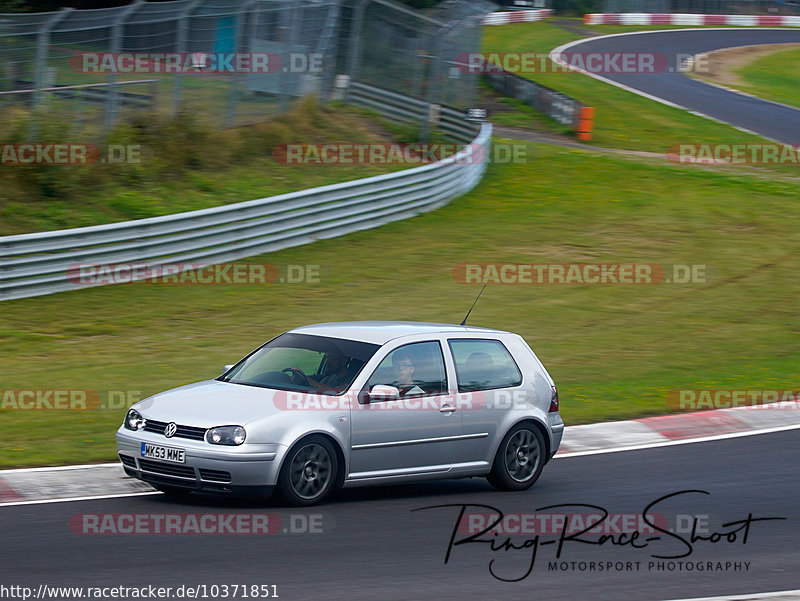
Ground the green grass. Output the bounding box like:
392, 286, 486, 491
1, 140, 799, 467
725, 45, 800, 110
481, 21, 778, 154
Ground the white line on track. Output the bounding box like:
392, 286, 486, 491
0, 462, 120, 474
555, 421, 800, 458
0, 491, 159, 508
660, 588, 800, 601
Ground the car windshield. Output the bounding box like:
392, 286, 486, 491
219, 333, 380, 395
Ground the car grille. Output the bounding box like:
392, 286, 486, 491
143, 419, 207, 441
139, 458, 196, 480
199, 468, 232, 483
118, 454, 137, 469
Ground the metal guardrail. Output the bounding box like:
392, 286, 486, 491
346, 81, 480, 142
0, 80, 158, 109
484, 66, 587, 129
0, 84, 491, 302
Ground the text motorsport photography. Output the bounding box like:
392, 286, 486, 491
415, 490, 785, 581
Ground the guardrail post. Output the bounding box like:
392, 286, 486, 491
105, 0, 144, 132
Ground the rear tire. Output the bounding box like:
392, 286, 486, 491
487, 423, 545, 491
277, 435, 339, 506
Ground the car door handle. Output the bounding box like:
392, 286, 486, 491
439, 404, 457, 413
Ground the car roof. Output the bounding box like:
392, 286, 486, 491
288, 321, 509, 345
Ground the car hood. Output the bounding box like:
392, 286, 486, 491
135, 380, 287, 428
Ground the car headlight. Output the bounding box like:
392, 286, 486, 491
207, 425, 246, 446
124, 409, 145, 431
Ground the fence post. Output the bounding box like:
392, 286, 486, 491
316, 0, 342, 102
105, 0, 144, 133
172, 0, 202, 115
33, 8, 72, 110
421, 23, 446, 144
346, 0, 368, 88
279, 0, 303, 111
225, 3, 249, 127
245, 0, 261, 72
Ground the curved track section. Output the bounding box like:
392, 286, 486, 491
551, 29, 800, 143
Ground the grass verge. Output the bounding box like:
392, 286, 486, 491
0, 97, 407, 235
720, 45, 800, 109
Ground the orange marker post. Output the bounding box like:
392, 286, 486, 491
577, 106, 595, 141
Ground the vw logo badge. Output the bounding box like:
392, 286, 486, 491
164, 422, 178, 438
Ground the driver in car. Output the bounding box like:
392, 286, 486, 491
290, 352, 351, 391
392, 349, 424, 397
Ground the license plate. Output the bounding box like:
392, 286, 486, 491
140, 442, 185, 463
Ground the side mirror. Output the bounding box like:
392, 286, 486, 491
366, 385, 400, 403
222, 364, 234, 374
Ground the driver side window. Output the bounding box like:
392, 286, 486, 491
366, 341, 447, 398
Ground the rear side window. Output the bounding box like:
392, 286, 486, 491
449, 339, 522, 392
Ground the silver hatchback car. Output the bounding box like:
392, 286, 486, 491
116, 321, 563, 505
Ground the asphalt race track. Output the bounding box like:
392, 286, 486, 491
1, 430, 797, 600
556, 29, 800, 144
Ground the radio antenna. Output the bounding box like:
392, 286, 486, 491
460, 284, 487, 326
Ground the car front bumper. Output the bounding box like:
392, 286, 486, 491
116, 429, 286, 498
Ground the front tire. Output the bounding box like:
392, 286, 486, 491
487, 423, 545, 491
277, 435, 339, 506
